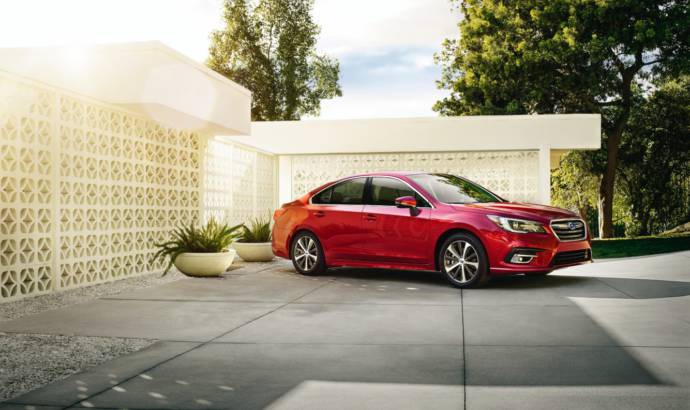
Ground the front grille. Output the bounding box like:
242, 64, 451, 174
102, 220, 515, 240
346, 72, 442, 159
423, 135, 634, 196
552, 249, 591, 266
550, 219, 587, 241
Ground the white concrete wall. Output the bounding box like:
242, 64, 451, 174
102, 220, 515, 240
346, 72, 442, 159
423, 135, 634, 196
278, 150, 541, 205
203, 137, 277, 225
231, 114, 601, 207
235, 115, 601, 154
0, 71, 273, 302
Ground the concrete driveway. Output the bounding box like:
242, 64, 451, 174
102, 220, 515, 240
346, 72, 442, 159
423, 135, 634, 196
1, 251, 689, 410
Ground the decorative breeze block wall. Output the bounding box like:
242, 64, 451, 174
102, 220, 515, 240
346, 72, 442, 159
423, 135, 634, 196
203, 139, 276, 225
1, 72, 276, 302
0, 72, 200, 301
288, 151, 540, 203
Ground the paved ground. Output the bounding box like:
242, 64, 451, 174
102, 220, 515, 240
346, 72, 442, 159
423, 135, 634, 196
1, 252, 689, 410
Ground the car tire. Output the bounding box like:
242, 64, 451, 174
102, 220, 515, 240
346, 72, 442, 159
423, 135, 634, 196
439, 233, 489, 288
291, 231, 327, 275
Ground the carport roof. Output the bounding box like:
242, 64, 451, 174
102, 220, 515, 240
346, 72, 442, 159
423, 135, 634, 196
0, 41, 251, 135
226, 114, 601, 155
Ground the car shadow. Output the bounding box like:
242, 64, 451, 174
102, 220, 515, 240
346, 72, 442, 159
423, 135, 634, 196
323, 267, 690, 299
488, 273, 690, 299
325, 267, 448, 285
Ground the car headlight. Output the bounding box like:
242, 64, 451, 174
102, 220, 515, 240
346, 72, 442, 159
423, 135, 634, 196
487, 215, 546, 234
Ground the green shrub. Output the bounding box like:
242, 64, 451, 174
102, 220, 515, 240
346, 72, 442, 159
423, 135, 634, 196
239, 216, 272, 243
152, 218, 243, 276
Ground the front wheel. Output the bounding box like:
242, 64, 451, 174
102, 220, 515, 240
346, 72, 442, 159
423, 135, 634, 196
291, 232, 327, 275
439, 233, 489, 288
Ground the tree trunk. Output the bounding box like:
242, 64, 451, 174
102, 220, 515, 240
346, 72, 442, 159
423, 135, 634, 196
598, 121, 626, 238
598, 156, 616, 238
597, 65, 636, 238
640, 213, 651, 236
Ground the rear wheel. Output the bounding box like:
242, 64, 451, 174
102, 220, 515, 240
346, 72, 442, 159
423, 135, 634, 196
439, 233, 489, 288
291, 232, 327, 275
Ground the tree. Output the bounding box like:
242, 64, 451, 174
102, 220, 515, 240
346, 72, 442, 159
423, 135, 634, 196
618, 76, 690, 235
208, 0, 342, 121
435, 0, 690, 237
551, 151, 599, 228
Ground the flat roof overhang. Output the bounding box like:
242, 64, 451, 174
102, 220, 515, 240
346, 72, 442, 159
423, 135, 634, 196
226, 114, 601, 155
0, 41, 251, 135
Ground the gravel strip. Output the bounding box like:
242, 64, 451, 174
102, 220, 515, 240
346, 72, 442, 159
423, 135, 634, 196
0, 271, 177, 402
0, 333, 153, 401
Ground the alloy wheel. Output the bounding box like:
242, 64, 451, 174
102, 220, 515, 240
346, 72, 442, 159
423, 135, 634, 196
443, 240, 480, 284
294, 236, 318, 271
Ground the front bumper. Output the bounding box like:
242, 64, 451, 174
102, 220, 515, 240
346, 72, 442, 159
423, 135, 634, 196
488, 232, 591, 275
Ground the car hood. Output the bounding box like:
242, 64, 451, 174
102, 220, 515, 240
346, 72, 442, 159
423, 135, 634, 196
454, 202, 580, 223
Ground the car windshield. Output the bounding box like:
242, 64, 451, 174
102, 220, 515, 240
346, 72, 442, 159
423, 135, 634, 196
409, 173, 503, 204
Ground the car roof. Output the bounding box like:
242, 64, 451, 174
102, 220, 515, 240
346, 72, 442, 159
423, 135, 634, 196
344, 171, 427, 178
306, 171, 428, 196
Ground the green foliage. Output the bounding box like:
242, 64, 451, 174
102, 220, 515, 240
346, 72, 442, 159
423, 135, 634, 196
152, 218, 243, 276
435, 0, 690, 237
207, 0, 342, 121
592, 234, 690, 259
552, 77, 690, 237
435, 0, 689, 117
551, 152, 599, 217
239, 215, 272, 243
552, 151, 630, 237
618, 76, 690, 235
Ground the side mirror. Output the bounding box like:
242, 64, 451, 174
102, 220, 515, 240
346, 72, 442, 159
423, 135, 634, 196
395, 196, 417, 208
395, 196, 421, 216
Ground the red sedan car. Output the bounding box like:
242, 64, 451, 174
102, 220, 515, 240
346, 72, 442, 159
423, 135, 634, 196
272, 172, 591, 288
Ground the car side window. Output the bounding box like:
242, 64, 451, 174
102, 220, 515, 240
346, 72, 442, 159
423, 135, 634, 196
370, 177, 430, 207
311, 187, 332, 204
312, 178, 366, 205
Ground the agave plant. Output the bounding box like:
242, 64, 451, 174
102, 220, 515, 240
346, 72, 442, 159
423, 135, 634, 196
239, 215, 272, 243
152, 218, 243, 276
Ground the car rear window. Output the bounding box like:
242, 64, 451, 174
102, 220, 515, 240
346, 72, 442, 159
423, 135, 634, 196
312, 178, 366, 205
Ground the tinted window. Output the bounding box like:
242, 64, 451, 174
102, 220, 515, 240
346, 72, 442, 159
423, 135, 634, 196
409, 173, 501, 204
312, 178, 366, 205
311, 187, 332, 204
370, 177, 430, 207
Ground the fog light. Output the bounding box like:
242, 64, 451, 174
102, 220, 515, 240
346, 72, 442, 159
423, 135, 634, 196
510, 254, 535, 264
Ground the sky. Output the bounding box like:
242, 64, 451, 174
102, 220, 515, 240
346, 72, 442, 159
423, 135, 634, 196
0, 0, 460, 119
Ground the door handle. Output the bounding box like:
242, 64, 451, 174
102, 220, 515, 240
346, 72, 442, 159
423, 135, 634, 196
314, 211, 325, 218
364, 213, 377, 221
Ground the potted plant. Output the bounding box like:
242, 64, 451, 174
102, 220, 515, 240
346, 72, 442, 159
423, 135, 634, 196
233, 216, 274, 262
153, 218, 243, 277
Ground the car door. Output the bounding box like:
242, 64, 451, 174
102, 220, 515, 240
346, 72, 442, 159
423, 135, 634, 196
307, 177, 367, 262
359, 177, 431, 265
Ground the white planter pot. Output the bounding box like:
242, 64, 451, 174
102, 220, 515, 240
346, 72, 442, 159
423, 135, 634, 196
233, 242, 274, 262
173, 250, 236, 277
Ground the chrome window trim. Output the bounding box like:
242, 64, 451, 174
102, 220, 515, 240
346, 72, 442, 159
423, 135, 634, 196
549, 218, 588, 242
308, 175, 435, 209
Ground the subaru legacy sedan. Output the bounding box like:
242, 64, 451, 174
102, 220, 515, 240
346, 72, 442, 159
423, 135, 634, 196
272, 172, 591, 288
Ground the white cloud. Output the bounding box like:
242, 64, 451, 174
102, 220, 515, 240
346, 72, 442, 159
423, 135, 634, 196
313, 0, 459, 56
314, 89, 446, 119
